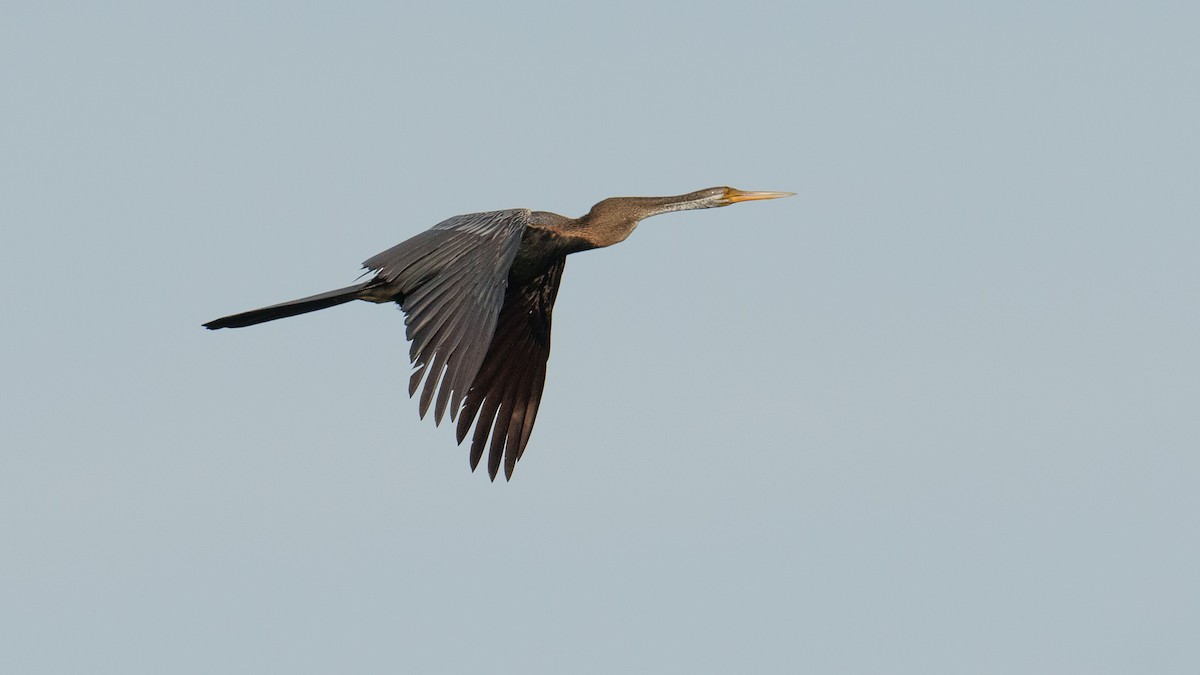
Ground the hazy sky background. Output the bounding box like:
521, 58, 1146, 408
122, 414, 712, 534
3, 2, 1198, 673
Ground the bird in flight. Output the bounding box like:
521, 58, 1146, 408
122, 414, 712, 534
205, 187, 792, 480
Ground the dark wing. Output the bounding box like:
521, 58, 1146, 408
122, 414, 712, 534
363, 209, 529, 426
456, 257, 566, 481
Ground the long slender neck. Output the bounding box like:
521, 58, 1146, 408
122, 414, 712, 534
564, 191, 718, 250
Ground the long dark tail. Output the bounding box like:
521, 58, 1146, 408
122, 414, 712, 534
203, 282, 370, 330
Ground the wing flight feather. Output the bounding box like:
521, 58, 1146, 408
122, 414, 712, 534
363, 210, 529, 426
455, 257, 565, 480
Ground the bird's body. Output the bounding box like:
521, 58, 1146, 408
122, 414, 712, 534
205, 187, 791, 479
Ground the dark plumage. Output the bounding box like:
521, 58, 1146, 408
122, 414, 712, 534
204, 187, 792, 479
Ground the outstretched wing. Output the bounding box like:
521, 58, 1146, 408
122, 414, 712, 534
363, 209, 529, 426
456, 257, 566, 481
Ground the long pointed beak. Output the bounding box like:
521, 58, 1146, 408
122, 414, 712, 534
724, 189, 796, 204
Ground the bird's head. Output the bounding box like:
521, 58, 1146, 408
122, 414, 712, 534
647, 187, 796, 212
578, 186, 793, 248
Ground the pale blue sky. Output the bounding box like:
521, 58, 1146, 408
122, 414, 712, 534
2, 2, 1198, 673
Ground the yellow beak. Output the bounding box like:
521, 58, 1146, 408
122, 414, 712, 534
723, 189, 796, 204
